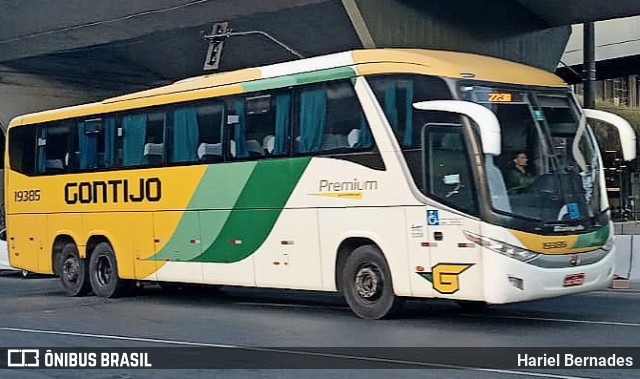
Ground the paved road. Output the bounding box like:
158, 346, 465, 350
0, 272, 639, 378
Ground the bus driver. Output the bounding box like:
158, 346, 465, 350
504, 150, 536, 193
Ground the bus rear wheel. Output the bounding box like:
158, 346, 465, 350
89, 242, 130, 298
60, 243, 91, 297
341, 245, 401, 319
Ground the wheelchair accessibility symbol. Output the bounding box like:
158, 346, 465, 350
427, 210, 440, 226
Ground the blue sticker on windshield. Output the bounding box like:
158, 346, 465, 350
567, 202, 580, 220
534, 110, 545, 121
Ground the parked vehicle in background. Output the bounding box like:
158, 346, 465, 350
0, 228, 31, 277
0, 229, 17, 272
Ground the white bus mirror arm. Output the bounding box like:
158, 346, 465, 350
413, 100, 501, 156
584, 109, 637, 161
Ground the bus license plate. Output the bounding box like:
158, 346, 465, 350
564, 273, 585, 287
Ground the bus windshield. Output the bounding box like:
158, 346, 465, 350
461, 85, 602, 225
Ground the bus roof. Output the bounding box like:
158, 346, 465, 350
10, 48, 567, 127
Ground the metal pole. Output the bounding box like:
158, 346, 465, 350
583, 22, 597, 108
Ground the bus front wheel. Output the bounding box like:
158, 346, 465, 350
341, 245, 401, 319
60, 243, 91, 297
89, 242, 130, 298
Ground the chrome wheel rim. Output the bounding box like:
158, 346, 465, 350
354, 264, 383, 301
62, 256, 79, 283
95, 256, 112, 287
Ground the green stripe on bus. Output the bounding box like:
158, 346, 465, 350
292, 67, 356, 85
149, 163, 256, 261
188, 162, 256, 209
152, 212, 203, 261
193, 157, 311, 263
149, 158, 311, 263
573, 224, 611, 249
241, 67, 356, 93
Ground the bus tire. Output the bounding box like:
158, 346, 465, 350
89, 242, 130, 298
52, 250, 63, 277
341, 245, 401, 319
59, 243, 91, 297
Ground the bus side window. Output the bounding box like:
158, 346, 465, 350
424, 127, 478, 215
368, 74, 453, 149
73, 117, 117, 171
36, 122, 73, 175
120, 110, 166, 167
170, 106, 199, 164
293, 80, 370, 156
167, 101, 226, 165
227, 91, 290, 161
195, 104, 224, 164
8, 125, 37, 175
121, 113, 148, 167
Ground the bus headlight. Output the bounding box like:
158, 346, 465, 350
464, 231, 538, 262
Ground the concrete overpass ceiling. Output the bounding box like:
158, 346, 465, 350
0, 0, 334, 63
0, 0, 359, 95
389, 0, 549, 34
2, 0, 640, 100
515, 0, 640, 26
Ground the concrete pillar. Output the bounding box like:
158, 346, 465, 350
629, 75, 638, 108
583, 22, 597, 108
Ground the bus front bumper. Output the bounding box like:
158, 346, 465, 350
482, 247, 615, 304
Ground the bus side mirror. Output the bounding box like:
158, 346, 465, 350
413, 100, 501, 156
584, 109, 636, 161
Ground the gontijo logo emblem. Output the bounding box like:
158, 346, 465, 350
417, 263, 474, 294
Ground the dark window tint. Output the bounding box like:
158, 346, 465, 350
369, 75, 454, 149
293, 80, 373, 155
424, 127, 478, 215
171, 104, 224, 164
8, 125, 37, 175
227, 92, 291, 160
36, 121, 73, 175
370, 75, 456, 192
120, 110, 166, 167
69, 117, 117, 171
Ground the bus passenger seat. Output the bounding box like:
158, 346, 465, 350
321, 134, 336, 150
334, 134, 349, 149
144, 143, 164, 165
65, 152, 80, 170
45, 159, 65, 172
197, 143, 222, 162
348, 129, 360, 147
263, 135, 275, 154
246, 139, 264, 157
321, 134, 349, 151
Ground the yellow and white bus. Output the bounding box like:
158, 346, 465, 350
5, 49, 636, 319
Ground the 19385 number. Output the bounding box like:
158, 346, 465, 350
14, 190, 41, 202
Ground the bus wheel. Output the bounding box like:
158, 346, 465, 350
341, 245, 401, 319
89, 242, 130, 298
60, 243, 91, 297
